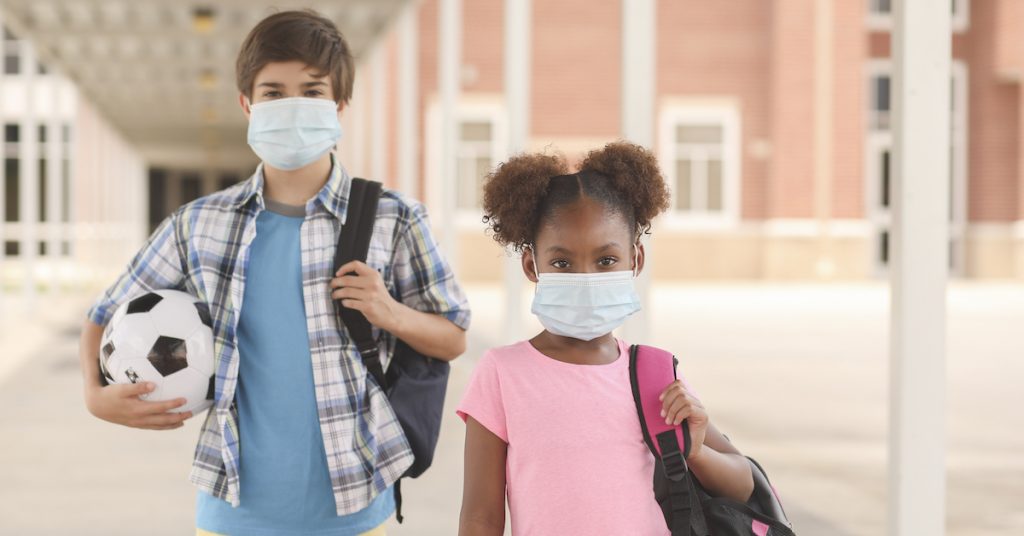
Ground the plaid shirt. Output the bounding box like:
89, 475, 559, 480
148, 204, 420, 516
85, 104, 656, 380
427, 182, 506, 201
87, 158, 471, 515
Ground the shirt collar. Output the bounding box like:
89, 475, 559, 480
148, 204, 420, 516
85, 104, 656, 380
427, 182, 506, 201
232, 153, 352, 223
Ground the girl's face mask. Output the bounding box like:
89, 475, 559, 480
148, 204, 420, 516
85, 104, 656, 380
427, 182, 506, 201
529, 246, 642, 341
246, 97, 343, 171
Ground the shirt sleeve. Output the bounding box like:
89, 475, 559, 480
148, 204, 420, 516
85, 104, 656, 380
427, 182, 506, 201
456, 352, 508, 443
390, 198, 471, 330
85, 213, 187, 326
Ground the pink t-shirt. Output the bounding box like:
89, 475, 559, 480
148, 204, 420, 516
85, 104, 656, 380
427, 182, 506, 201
456, 339, 672, 536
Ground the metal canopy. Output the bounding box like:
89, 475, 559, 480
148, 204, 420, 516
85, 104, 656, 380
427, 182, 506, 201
0, 0, 408, 168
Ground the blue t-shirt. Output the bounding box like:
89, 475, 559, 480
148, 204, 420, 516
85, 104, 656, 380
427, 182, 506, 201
196, 203, 394, 535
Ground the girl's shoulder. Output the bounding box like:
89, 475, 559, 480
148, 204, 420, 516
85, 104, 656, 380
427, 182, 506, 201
478, 340, 537, 369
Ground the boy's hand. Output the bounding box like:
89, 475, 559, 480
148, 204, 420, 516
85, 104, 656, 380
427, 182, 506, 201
331, 261, 401, 332
659, 380, 708, 460
85, 381, 192, 430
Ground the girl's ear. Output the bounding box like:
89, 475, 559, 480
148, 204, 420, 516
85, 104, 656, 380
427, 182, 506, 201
521, 247, 539, 283
634, 242, 646, 276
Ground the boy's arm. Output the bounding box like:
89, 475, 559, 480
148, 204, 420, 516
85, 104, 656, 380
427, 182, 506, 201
330, 197, 470, 360
80, 319, 191, 429
81, 213, 193, 429
459, 416, 507, 536
331, 260, 466, 360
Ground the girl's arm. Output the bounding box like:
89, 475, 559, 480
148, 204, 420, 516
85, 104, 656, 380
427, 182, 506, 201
686, 422, 755, 502
660, 380, 754, 502
459, 416, 508, 536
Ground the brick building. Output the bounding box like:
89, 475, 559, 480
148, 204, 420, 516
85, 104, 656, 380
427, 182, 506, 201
343, 0, 1021, 281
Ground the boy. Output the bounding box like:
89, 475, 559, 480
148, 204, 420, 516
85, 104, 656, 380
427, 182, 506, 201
77, 10, 470, 535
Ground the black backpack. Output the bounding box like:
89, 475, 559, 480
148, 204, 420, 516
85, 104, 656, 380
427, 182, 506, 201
333, 178, 451, 523
629, 344, 796, 536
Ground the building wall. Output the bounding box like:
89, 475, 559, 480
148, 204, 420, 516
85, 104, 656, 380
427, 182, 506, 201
0, 22, 150, 297
358, 0, 1024, 282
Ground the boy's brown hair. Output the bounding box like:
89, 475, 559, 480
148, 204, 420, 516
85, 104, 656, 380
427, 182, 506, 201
236, 10, 355, 103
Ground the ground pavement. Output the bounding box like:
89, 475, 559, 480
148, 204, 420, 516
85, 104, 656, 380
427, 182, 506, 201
0, 283, 1020, 535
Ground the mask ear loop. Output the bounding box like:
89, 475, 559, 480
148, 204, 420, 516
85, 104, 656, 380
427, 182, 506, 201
528, 245, 540, 279
632, 242, 640, 278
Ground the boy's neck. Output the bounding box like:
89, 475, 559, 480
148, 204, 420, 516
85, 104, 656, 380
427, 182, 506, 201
262, 153, 334, 206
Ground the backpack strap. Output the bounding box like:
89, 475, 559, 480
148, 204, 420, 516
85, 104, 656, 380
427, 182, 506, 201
333, 178, 386, 391
334, 178, 411, 522
629, 344, 708, 536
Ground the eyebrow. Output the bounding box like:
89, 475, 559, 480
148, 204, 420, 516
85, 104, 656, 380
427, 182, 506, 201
256, 81, 329, 89
544, 242, 623, 255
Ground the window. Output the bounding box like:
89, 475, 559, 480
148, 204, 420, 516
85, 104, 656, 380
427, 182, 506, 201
3, 26, 22, 75
61, 159, 70, 223
868, 0, 969, 32
455, 121, 494, 211
659, 104, 741, 225
865, 61, 968, 274
869, 74, 890, 131
425, 100, 507, 224
5, 124, 19, 143
181, 173, 202, 204
4, 158, 19, 222
148, 168, 167, 231
218, 174, 241, 191
38, 158, 46, 222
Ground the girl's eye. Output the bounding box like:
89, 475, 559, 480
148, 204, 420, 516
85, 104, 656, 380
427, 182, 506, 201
598, 257, 618, 267
551, 260, 569, 269
263, 91, 282, 98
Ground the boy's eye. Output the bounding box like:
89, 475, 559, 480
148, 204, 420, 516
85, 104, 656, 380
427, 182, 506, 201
550, 260, 569, 269
263, 91, 282, 98
598, 257, 618, 267
305, 90, 324, 97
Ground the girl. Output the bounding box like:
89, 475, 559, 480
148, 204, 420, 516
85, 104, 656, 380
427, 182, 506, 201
457, 142, 754, 535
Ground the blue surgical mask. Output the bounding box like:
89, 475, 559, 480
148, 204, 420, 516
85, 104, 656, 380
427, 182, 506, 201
529, 248, 642, 341
247, 97, 343, 170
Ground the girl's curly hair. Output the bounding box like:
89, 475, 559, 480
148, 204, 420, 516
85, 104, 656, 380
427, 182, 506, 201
482, 141, 670, 252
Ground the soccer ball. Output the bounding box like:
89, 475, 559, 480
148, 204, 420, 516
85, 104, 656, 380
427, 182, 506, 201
99, 289, 216, 414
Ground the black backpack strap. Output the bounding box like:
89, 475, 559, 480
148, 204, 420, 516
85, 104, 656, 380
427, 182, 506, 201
333, 178, 386, 391
657, 430, 709, 535
333, 177, 408, 523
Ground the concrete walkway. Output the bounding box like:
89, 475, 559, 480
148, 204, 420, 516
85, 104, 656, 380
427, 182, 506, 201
0, 283, 1021, 535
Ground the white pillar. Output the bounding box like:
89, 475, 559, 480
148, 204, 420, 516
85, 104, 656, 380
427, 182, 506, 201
369, 43, 387, 182
813, 0, 835, 278
20, 41, 39, 310
46, 85, 62, 291
620, 0, 656, 343
504, 0, 531, 341
350, 71, 367, 177
0, 11, 7, 317
889, 1, 950, 534
397, 3, 420, 198
63, 89, 76, 269
439, 0, 462, 266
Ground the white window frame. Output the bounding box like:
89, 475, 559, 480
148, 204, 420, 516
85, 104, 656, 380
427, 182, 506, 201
864, 59, 968, 276
867, 0, 969, 33
658, 102, 742, 229
425, 98, 507, 228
